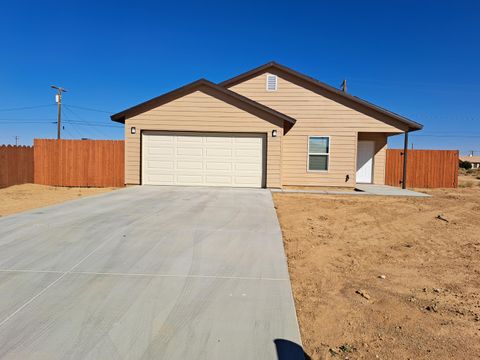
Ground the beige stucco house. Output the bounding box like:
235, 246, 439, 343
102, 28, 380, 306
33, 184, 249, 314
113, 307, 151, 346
111, 62, 423, 188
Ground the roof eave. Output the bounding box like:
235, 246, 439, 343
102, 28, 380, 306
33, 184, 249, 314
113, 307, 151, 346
111, 115, 125, 123
110, 78, 296, 126
220, 61, 423, 132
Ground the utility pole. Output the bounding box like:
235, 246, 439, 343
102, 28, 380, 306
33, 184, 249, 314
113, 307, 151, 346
14, 136, 19, 146
51, 85, 67, 139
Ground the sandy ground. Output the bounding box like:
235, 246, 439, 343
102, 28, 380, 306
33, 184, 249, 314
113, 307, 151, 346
0, 184, 116, 217
273, 188, 480, 360
459, 175, 480, 187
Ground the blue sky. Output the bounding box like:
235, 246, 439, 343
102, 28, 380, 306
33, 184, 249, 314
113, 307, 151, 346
0, 1, 479, 154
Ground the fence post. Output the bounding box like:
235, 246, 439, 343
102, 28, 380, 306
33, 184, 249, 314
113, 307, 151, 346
402, 131, 409, 189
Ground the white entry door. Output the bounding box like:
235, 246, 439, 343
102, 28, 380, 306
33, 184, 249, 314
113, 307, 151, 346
356, 141, 375, 183
142, 132, 264, 188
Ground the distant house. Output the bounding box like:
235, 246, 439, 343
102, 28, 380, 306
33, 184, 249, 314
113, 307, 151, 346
111, 62, 423, 188
460, 155, 480, 169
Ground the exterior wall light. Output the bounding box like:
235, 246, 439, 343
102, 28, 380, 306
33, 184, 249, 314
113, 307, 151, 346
131, 127, 136, 134
272, 129, 277, 137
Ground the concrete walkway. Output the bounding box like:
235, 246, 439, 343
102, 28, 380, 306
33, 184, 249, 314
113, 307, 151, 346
355, 184, 430, 197
0, 186, 303, 359
272, 184, 429, 197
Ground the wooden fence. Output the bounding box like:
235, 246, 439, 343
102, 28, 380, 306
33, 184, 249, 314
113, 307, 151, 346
0, 145, 34, 188
0, 141, 460, 190
34, 139, 124, 187
385, 149, 459, 188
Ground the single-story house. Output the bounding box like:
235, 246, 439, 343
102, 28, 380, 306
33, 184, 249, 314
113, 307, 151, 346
111, 62, 423, 188
460, 155, 480, 169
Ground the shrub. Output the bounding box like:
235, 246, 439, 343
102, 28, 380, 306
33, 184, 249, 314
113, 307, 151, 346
459, 181, 473, 188
460, 160, 472, 170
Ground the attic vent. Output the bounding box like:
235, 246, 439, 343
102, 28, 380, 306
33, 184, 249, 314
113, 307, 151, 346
266, 74, 277, 91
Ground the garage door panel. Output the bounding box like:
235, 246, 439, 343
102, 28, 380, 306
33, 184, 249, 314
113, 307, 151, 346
176, 161, 203, 170
148, 136, 174, 145
206, 148, 233, 157
235, 149, 261, 157
146, 160, 174, 170
177, 136, 203, 144
205, 137, 234, 145
176, 147, 203, 156
235, 163, 262, 171
234, 176, 261, 186
205, 176, 233, 185
148, 147, 175, 156
206, 162, 232, 170
147, 174, 176, 184
177, 175, 204, 184
234, 137, 262, 146
143, 133, 264, 188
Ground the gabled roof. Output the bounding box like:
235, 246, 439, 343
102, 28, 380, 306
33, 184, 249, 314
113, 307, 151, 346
219, 61, 423, 131
110, 79, 296, 127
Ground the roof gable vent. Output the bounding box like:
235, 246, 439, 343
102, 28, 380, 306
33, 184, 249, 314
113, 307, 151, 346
266, 74, 277, 91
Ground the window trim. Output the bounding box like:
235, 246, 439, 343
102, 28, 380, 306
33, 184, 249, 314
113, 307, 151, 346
307, 135, 330, 172
266, 74, 278, 91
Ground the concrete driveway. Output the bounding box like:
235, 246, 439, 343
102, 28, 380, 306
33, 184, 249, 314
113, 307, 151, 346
0, 186, 303, 359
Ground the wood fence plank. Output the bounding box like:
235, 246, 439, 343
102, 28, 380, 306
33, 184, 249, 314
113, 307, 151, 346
0, 145, 34, 188
33, 139, 125, 188
385, 149, 458, 188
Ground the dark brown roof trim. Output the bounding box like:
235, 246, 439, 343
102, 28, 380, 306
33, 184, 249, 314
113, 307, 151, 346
219, 61, 423, 131
110, 79, 296, 127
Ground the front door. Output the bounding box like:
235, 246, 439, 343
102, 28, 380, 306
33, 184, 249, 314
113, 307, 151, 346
356, 141, 375, 183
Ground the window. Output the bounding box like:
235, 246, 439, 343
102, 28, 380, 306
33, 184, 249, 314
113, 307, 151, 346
308, 136, 329, 171
266, 74, 277, 91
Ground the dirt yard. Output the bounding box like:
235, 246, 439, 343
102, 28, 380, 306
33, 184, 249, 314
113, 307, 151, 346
459, 175, 480, 188
0, 184, 116, 217
459, 168, 480, 188
273, 188, 480, 360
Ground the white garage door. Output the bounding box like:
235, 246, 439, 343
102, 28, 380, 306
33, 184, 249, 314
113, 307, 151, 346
142, 132, 265, 187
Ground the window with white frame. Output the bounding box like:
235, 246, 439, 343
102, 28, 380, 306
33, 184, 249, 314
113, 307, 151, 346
308, 136, 329, 171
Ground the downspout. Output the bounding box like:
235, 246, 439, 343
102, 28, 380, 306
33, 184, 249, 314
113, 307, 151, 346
402, 130, 409, 189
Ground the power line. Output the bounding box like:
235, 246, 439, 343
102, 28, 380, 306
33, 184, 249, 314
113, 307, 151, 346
0, 118, 121, 128
63, 121, 123, 128
62, 105, 110, 138
411, 134, 480, 138
413, 130, 480, 134
411, 131, 480, 136
66, 104, 112, 113
0, 104, 55, 112
61, 107, 82, 139
0, 121, 57, 124
62, 108, 122, 128
0, 118, 57, 121
61, 126, 76, 139
349, 77, 480, 92
63, 105, 121, 127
